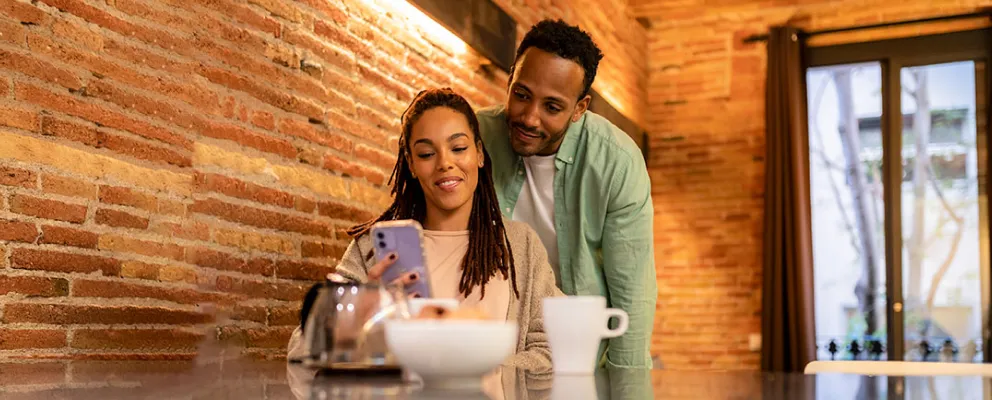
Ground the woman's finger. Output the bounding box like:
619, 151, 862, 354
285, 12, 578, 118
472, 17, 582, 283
388, 271, 422, 297
367, 252, 398, 281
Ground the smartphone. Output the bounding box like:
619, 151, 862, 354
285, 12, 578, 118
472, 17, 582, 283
370, 220, 432, 298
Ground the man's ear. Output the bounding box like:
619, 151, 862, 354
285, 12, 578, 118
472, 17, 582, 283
572, 94, 591, 122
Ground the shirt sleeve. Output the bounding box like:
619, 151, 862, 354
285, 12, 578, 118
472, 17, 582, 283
601, 154, 658, 369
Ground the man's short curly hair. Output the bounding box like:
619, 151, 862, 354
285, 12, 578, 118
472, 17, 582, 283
511, 19, 604, 100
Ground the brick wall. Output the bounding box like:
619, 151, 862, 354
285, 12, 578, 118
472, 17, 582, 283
0, 0, 647, 361
637, 0, 992, 370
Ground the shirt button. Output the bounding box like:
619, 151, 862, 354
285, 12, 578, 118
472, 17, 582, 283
568, 157, 573, 162
518, 170, 523, 175
505, 207, 511, 213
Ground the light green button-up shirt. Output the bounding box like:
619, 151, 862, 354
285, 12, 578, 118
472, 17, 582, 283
477, 105, 657, 369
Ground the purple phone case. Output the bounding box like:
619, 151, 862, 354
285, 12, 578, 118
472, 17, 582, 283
370, 221, 432, 298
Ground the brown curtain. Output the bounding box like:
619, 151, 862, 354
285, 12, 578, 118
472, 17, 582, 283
761, 26, 817, 373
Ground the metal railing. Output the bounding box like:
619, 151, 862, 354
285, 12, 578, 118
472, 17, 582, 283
815, 336, 984, 362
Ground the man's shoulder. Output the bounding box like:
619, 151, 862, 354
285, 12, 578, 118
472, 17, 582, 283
476, 105, 506, 127
579, 111, 644, 170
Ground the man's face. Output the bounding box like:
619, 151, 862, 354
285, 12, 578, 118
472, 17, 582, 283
505, 48, 591, 157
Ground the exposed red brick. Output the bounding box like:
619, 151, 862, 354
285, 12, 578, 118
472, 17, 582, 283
294, 196, 317, 213
274, 260, 334, 281
10, 248, 121, 276
278, 118, 343, 151
41, 174, 98, 200
197, 65, 324, 122
149, 221, 209, 241
72, 279, 237, 305
214, 275, 307, 301
354, 143, 395, 170
71, 329, 204, 350
218, 326, 294, 349
0, 48, 82, 90
101, 132, 193, 167
317, 200, 375, 223
0, 103, 39, 131
36, 0, 187, 54
40, 225, 99, 249
15, 82, 193, 151
98, 235, 185, 261
322, 153, 386, 185
2, 303, 213, 324
120, 261, 160, 280
3, 1, 51, 25
193, 172, 294, 208
232, 305, 267, 323
0, 166, 37, 189
301, 241, 348, 260
0, 219, 38, 243
282, 28, 355, 74
98, 186, 157, 211
40, 115, 100, 147
185, 247, 273, 276
0, 275, 69, 297
0, 362, 65, 386
189, 198, 334, 238
157, 199, 187, 217
95, 208, 149, 229
250, 109, 276, 130
0, 19, 26, 46
10, 195, 87, 224
52, 14, 104, 51
313, 19, 372, 61
0, 329, 66, 350
267, 306, 300, 326
199, 120, 297, 158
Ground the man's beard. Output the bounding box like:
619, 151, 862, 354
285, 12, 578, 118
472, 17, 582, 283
507, 118, 572, 157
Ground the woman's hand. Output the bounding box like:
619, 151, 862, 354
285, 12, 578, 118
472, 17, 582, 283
325, 252, 421, 290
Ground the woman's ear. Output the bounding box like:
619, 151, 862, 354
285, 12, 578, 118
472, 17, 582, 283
476, 140, 485, 168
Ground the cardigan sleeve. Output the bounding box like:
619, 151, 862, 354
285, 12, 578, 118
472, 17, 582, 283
503, 226, 564, 373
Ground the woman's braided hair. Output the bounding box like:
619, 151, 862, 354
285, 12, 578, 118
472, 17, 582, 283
349, 88, 518, 299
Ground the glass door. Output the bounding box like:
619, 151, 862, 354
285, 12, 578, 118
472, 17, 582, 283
805, 30, 991, 371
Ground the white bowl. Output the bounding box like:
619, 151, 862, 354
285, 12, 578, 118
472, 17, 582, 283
384, 319, 518, 389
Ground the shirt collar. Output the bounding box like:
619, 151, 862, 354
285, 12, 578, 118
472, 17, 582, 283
554, 112, 585, 165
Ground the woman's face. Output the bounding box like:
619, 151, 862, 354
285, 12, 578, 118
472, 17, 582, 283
407, 107, 483, 218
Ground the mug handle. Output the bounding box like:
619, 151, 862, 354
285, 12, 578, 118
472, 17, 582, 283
602, 308, 629, 338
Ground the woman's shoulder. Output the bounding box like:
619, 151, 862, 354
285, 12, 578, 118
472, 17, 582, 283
502, 218, 540, 244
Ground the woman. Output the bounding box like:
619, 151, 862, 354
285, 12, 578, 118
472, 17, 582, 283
287, 88, 562, 371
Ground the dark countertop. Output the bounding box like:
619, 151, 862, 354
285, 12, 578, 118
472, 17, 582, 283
0, 357, 987, 399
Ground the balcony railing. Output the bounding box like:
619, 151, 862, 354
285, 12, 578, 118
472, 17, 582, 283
815, 336, 984, 362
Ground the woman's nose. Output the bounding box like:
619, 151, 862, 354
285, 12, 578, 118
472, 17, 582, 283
435, 151, 454, 171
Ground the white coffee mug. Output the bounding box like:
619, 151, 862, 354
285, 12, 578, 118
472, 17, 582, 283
543, 296, 628, 374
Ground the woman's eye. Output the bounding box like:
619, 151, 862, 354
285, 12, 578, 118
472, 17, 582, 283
514, 91, 529, 100
453, 147, 468, 153
416, 152, 434, 159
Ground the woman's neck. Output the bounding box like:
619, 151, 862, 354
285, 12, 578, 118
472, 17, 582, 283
423, 203, 472, 231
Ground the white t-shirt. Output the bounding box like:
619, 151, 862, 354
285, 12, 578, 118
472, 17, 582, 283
511, 154, 560, 284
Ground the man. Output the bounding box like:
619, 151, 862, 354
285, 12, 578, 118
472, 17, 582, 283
477, 19, 657, 369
